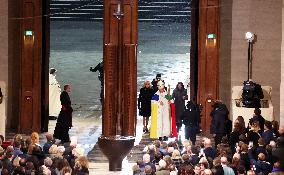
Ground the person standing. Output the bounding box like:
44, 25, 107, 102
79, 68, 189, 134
150, 81, 171, 140
172, 82, 187, 132
138, 81, 154, 132
54, 84, 73, 143
49, 68, 61, 120
182, 101, 200, 145
210, 101, 229, 147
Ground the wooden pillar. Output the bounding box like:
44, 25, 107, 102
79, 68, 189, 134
197, 0, 220, 132
19, 0, 43, 134
103, 0, 138, 137
99, 0, 137, 171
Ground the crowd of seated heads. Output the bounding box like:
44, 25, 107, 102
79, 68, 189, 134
0, 132, 89, 175
132, 118, 284, 175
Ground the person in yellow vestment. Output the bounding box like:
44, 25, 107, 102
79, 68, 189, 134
150, 81, 171, 140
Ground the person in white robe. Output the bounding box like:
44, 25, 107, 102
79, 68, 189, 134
150, 81, 171, 140
49, 68, 61, 118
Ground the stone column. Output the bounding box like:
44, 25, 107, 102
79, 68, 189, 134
0, 0, 8, 137
280, 0, 284, 126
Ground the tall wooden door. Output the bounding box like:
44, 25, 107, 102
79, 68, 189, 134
103, 0, 138, 137
19, 0, 43, 134
197, 0, 220, 132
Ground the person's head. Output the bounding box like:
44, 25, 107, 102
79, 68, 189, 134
258, 138, 265, 146
254, 108, 261, 115
247, 170, 255, 175
258, 153, 266, 161
191, 145, 199, 155
143, 80, 151, 89
241, 143, 248, 153
62, 166, 72, 175
237, 166, 246, 175
50, 68, 57, 75
49, 144, 58, 154
213, 157, 221, 167
153, 140, 161, 148
144, 165, 152, 174
171, 149, 181, 159
31, 132, 40, 145
57, 146, 65, 156
264, 120, 272, 130
64, 84, 71, 93
45, 133, 53, 142
75, 156, 89, 169
194, 164, 202, 174
203, 138, 212, 148
132, 164, 140, 173
272, 120, 279, 130
203, 169, 213, 175
44, 157, 53, 167
176, 82, 184, 90
158, 159, 167, 169
14, 140, 21, 148
157, 81, 165, 91
220, 156, 228, 166
156, 74, 161, 81
182, 154, 190, 162
143, 154, 151, 164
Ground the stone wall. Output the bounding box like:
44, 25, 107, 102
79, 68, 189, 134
0, 0, 8, 84
280, 0, 284, 125
220, 0, 283, 122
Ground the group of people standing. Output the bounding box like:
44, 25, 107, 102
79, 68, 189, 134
138, 74, 201, 143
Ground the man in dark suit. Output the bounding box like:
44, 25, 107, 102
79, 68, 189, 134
210, 101, 229, 147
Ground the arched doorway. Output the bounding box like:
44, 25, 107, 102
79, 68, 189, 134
15, 0, 219, 134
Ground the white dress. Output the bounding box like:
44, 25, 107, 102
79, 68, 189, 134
49, 74, 61, 117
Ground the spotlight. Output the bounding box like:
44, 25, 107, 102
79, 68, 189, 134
245, 32, 255, 42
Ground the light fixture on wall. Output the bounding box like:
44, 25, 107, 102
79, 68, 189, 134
245, 32, 255, 42
245, 31, 255, 80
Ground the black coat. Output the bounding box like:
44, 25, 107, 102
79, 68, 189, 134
210, 104, 229, 135
138, 87, 154, 117
172, 88, 187, 123
54, 91, 73, 142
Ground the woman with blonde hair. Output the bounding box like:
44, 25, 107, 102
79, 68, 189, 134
31, 132, 40, 145
138, 80, 154, 132
73, 156, 89, 174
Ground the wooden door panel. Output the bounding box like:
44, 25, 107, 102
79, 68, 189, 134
19, 0, 42, 134
198, 0, 220, 132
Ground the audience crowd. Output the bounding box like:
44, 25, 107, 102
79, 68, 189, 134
132, 115, 284, 175
0, 132, 89, 175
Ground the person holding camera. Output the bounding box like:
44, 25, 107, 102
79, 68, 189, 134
151, 74, 165, 93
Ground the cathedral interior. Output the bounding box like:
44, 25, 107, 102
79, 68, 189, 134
0, 0, 284, 174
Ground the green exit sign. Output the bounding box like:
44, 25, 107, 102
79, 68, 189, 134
207, 33, 216, 39
25, 30, 33, 36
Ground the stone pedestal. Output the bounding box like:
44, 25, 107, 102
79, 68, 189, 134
98, 136, 135, 171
